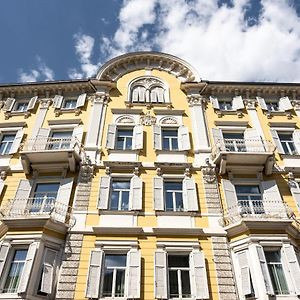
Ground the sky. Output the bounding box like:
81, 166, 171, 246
1, 0, 300, 84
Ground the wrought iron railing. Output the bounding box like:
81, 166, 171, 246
0, 197, 75, 227
21, 137, 81, 152
211, 138, 275, 160
222, 199, 289, 226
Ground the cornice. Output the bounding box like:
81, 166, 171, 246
96, 51, 200, 82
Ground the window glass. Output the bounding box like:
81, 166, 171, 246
162, 129, 178, 151
235, 185, 263, 214
278, 133, 297, 155
165, 182, 183, 211
116, 129, 133, 150
3, 249, 28, 293
48, 131, 73, 150
223, 132, 246, 152
110, 180, 130, 211
103, 254, 127, 297
219, 100, 232, 110
13, 101, 28, 112
63, 99, 77, 109
0, 134, 15, 155
266, 101, 279, 111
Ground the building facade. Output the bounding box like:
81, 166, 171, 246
0, 52, 299, 300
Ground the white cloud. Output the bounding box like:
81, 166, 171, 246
100, 0, 300, 82
18, 57, 54, 82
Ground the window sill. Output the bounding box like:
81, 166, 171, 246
156, 150, 187, 154
155, 211, 197, 216
0, 293, 23, 299
54, 108, 81, 116
99, 210, 139, 215
4, 111, 30, 119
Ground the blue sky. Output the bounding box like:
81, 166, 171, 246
1, 0, 300, 83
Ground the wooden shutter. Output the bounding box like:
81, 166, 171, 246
256, 97, 268, 110
153, 125, 162, 150
11, 179, 33, 215
0, 243, 10, 279
270, 129, 284, 154
129, 175, 142, 210
72, 125, 84, 147
281, 244, 300, 295
9, 128, 24, 154
232, 96, 244, 110
157, 87, 165, 103
244, 128, 264, 152
35, 128, 50, 150
153, 176, 164, 211
190, 250, 209, 299
237, 250, 252, 296
293, 130, 300, 155
27, 96, 38, 111
183, 177, 198, 211
289, 181, 300, 211
178, 125, 191, 151
261, 180, 284, 215
52, 95, 63, 108
18, 242, 39, 293
3, 98, 15, 112
40, 248, 58, 294
154, 251, 168, 299
76, 93, 87, 108
256, 245, 274, 295
97, 176, 111, 209
106, 124, 117, 149
133, 124, 143, 150
279, 96, 293, 111
222, 179, 238, 215
126, 249, 141, 298
85, 249, 103, 299
211, 128, 224, 150
210, 96, 220, 109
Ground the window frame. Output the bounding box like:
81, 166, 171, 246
164, 180, 184, 212
12, 100, 29, 113
0, 133, 16, 155
115, 127, 134, 151
109, 178, 131, 211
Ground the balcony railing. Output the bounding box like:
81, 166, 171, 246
21, 137, 81, 152
0, 197, 75, 228
212, 138, 275, 160
222, 199, 289, 226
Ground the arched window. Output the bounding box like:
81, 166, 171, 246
131, 86, 146, 103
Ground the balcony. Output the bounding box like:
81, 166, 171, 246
211, 138, 275, 175
0, 197, 75, 233
221, 199, 293, 236
20, 137, 83, 174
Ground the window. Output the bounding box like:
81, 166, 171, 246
210, 95, 244, 112
0, 134, 15, 155
30, 182, 60, 213
52, 93, 86, 111
13, 101, 29, 112
103, 255, 127, 297
62, 99, 77, 109
219, 100, 233, 111
235, 185, 264, 215
3, 249, 28, 293
278, 133, 297, 155
265, 250, 289, 295
223, 132, 246, 152
110, 180, 130, 211
48, 131, 73, 150
265, 101, 280, 112
116, 128, 133, 150
164, 182, 183, 212
168, 255, 191, 298
162, 129, 178, 151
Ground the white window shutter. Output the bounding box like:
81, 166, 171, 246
132, 88, 139, 102
293, 130, 300, 155
27, 96, 38, 111
86, 249, 103, 299
270, 129, 284, 154
12, 179, 33, 215
279, 96, 293, 111
72, 125, 84, 147
190, 250, 209, 299
154, 251, 168, 299
157, 87, 165, 103
126, 249, 141, 299
0, 179, 5, 197
106, 124, 117, 149
53, 95, 63, 108
183, 177, 198, 211
261, 180, 284, 215
9, 128, 24, 154
76, 93, 87, 108
244, 128, 264, 152
97, 176, 111, 209
256, 97, 268, 110
237, 250, 252, 296
18, 242, 39, 293
178, 125, 191, 151
133, 124, 143, 150
232, 96, 244, 110
0, 243, 10, 279
153, 176, 164, 211
138, 86, 146, 102
289, 181, 300, 211
211, 128, 224, 150
150, 88, 158, 103
153, 125, 162, 150
222, 179, 238, 215
40, 248, 58, 294
281, 244, 300, 295
35, 128, 51, 150
3, 97, 16, 112
210, 96, 220, 109
56, 178, 74, 206
129, 175, 142, 210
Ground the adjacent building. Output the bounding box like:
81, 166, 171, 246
0, 51, 299, 300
